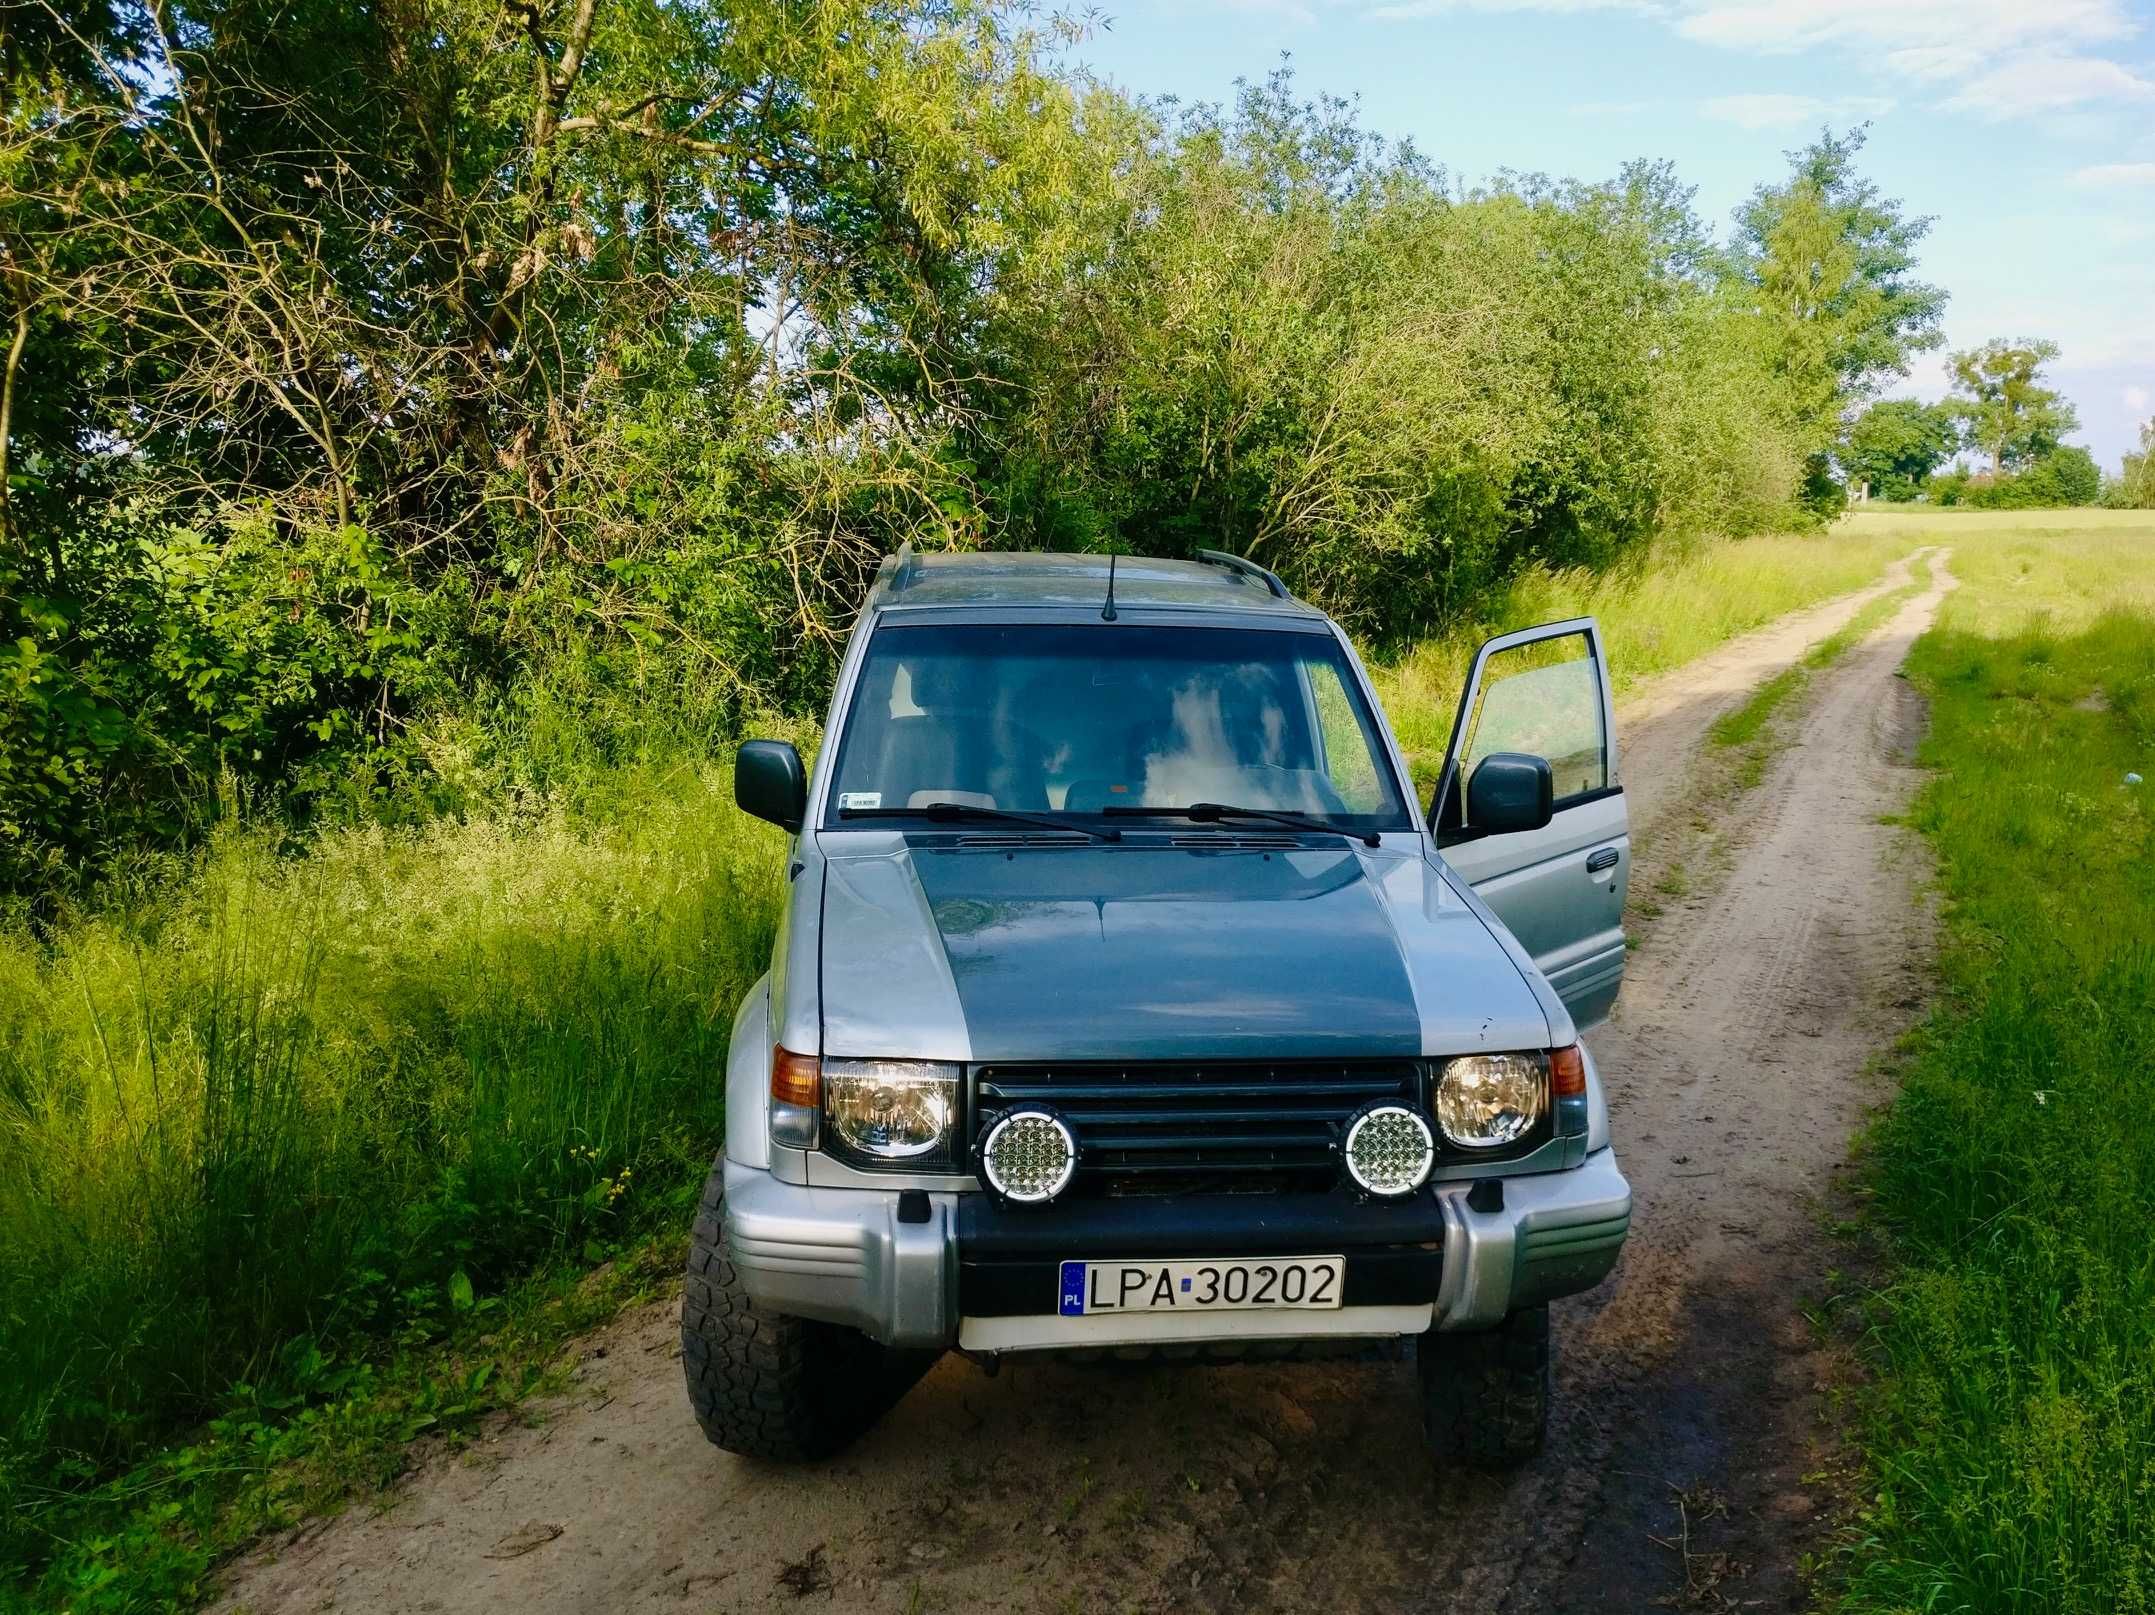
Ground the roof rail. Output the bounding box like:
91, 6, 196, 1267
874, 541, 917, 600
1196, 548, 1290, 599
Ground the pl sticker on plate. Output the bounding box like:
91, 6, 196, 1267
1058, 1261, 1087, 1317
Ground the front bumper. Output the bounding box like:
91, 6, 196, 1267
719, 1147, 1631, 1350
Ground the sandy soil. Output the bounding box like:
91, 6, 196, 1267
217, 552, 1954, 1615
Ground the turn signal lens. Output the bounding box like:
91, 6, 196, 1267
1550, 1044, 1586, 1098
771, 1046, 821, 1107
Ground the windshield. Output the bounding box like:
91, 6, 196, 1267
822, 622, 1412, 832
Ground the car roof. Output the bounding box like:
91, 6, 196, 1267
864, 549, 1326, 619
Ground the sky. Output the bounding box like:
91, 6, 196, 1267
1070, 0, 2155, 476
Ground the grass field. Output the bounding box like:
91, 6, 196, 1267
0, 785, 788, 1607
1374, 524, 1919, 789
1708, 550, 1934, 755
0, 526, 1932, 1609
1828, 509, 2155, 1613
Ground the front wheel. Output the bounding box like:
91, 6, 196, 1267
1418, 1305, 1551, 1470
680, 1159, 938, 1460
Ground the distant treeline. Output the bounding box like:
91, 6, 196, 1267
1840, 337, 2145, 509
4, 0, 1949, 892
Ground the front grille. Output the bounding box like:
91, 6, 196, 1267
970, 1059, 1423, 1195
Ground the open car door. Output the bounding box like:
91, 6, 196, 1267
1433, 617, 1628, 1028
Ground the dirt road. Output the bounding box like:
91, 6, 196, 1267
219, 553, 1954, 1615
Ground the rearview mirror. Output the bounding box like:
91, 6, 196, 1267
1466, 752, 1553, 836
735, 740, 807, 832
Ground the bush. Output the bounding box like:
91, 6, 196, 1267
1999, 446, 2101, 507
1925, 466, 1972, 506
4, 23, 1843, 890
1924, 448, 2102, 510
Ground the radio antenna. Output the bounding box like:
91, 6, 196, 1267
1101, 552, 1119, 621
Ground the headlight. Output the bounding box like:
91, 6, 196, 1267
1342, 1103, 1435, 1198
978, 1106, 1078, 1205
822, 1058, 958, 1167
1434, 1053, 1548, 1149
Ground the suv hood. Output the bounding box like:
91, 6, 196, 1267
816, 840, 1553, 1063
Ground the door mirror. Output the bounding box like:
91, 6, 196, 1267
1466, 752, 1553, 836
735, 740, 807, 832
1433, 618, 1613, 840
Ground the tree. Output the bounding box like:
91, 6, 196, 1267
1725, 127, 1947, 515
1841, 399, 1958, 500
0, 0, 1127, 886
2114, 419, 2155, 509
1945, 338, 2079, 474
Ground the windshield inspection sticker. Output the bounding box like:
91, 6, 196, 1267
838, 792, 882, 810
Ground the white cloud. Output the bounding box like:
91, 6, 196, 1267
1370, 0, 1647, 18
2074, 161, 2155, 187
1675, 0, 2135, 79
1944, 53, 2155, 118
2127, 385, 2153, 414
1700, 92, 1894, 128
1371, 0, 2153, 122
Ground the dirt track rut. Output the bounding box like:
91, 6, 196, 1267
219, 553, 1954, 1615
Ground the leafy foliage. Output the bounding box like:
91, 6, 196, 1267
1724, 126, 1948, 515
0, 7, 1932, 895
1945, 337, 2081, 474
1928, 446, 2102, 509
1841, 398, 1958, 500
2104, 418, 2155, 509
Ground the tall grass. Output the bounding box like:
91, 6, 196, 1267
0, 766, 788, 1583
1372, 524, 1918, 788
1833, 516, 2155, 1613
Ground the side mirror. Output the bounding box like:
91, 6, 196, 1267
735, 740, 807, 833
1466, 752, 1553, 836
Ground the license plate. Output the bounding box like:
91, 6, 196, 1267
1057, 1256, 1344, 1316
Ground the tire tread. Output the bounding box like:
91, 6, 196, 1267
680, 1160, 934, 1461
1418, 1304, 1551, 1470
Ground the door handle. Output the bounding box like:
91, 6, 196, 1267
1586, 848, 1619, 873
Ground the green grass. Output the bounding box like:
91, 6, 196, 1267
1829, 512, 2155, 1614
0, 524, 1940, 1612
12, 1235, 681, 1612
1374, 526, 1920, 794
1707, 551, 1934, 753
0, 766, 788, 1608
1708, 664, 1805, 751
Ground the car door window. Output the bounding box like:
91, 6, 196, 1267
1457, 630, 1607, 821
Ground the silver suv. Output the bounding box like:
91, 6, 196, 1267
684, 549, 1632, 1467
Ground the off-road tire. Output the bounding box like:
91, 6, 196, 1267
1417, 1304, 1551, 1470
681, 1159, 938, 1460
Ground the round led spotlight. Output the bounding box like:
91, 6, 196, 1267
979, 1106, 1078, 1206
1342, 1102, 1436, 1199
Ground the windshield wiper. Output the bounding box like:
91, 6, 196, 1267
839, 802, 1121, 843
1102, 802, 1381, 848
